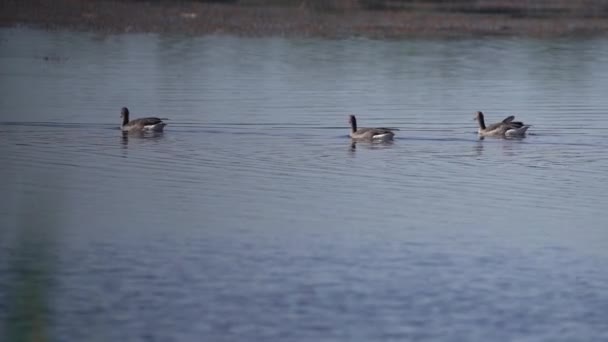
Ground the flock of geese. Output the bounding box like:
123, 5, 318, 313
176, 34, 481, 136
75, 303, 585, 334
120, 107, 531, 140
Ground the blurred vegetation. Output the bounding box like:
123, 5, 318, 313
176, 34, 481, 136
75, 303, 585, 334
2, 0, 607, 37
2, 186, 61, 342
144, 0, 608, 17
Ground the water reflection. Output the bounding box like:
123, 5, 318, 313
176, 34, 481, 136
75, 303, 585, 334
349, 139, 395, 152
474, 138, 529, 157
500, 140, 525, 156
120, 131, 129, 147
120, 130, 165, 148
473, 141, 484, 156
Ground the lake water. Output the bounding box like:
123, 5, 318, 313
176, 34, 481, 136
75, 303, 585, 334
1, 28, 608, 341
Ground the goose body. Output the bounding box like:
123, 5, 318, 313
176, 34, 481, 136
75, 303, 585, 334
349, 115, 395, 141
475, 111, 529, 138
121, 107, 167, 132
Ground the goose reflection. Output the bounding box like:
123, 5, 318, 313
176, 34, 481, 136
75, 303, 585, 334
474, 138, 526, 157
121, 131, 129, 147
500, 140, 524, 157
349, 139, 395, 152
120, 130, 165, 147
474, 141, 484, 156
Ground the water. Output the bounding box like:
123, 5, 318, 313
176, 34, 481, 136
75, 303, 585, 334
1, 28, 608, 341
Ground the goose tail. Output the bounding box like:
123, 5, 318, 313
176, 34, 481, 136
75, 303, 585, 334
505, 125, 529, 137
372, 132, 395, 141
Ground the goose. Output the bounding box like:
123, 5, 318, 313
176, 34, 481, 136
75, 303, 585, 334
475, 111, 529, 138
121, 107, 167, 132
349, 115, 395, 141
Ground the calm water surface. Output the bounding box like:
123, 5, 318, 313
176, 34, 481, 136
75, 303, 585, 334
1, 28, 608, 341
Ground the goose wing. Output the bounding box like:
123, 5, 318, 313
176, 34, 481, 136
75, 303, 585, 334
483, 116, 523, 132
360, 127, 394, 137
128, 117, 165, 126
484, 121, 507, 132
369, 127, 394, 134
502, 115, 525, 128
352, 127, 395, 140
501, 115, 515, 123
368, 128, 395, 140
508, 121, 524, 128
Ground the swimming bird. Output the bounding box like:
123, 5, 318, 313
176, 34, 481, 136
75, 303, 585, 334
474, 111, 529, 138
121, 107, 167, 132
349, 115, 395, 141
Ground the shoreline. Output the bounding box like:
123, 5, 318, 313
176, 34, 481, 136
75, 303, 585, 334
2, 1, 608, 39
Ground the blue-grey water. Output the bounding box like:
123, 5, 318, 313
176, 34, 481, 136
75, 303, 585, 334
1, 28, 608, 341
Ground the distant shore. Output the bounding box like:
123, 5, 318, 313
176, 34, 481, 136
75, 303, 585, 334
2, 0, 608, 38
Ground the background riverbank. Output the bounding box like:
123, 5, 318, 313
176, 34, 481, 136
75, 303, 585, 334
2, 0, 608, 38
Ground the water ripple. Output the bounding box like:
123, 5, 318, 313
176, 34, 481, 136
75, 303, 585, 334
2, 28, 608, 342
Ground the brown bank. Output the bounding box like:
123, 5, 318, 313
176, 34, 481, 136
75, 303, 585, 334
2, 0, 608, 38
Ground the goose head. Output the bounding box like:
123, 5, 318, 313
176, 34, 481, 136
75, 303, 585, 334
474, 111, 486, 129
349, 115, 357, 132
121, 107, 130, 126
